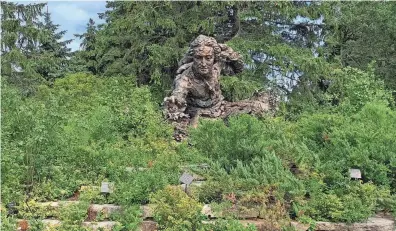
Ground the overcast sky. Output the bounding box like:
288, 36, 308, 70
11, 1, 107, 51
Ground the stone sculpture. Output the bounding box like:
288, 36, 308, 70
164, 35, 277, 140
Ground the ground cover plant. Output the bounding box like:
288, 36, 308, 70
2, 1, 396, 230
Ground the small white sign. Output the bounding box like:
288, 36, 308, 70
101, 182, 113, 193
349, 169, 362, 179
179, 172, 194, 185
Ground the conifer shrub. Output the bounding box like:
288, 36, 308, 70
186, 93, 396, 222
150, 186, 204, 231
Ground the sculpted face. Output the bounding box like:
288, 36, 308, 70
193, 45, 214, 77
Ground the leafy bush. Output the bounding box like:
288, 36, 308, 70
188, 115, 288, 169
1, 73, 174, 205
327, 66, 394, 113
203, 219, 257, 231
304, 182, 379, 222
220, 76, 262, 102
150, 186, 204, 231
110, 205, 142, 231
187, 91, 396, 222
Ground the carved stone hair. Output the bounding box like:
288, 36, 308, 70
186, 35, 222, 62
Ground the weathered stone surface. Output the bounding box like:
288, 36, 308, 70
290, 221, 311, 231
180, 163, 210, 170
139, 220, 158, 231
141, 205, 154, 219
42, 219, 61, 230
89, 204, 121, 215
17, 219, 62, 231
201, 204, 259, 219
192, 174, 206, 181
239, 216, 395, 231
179, 172, 194, 185
236, 207, 260, 219
39, 201, 79, 208
239, 219, 282, 231
201, 204, 216, 218
42, 219, 61, 225
81, 221, 119, 230
315, 217, 395, 231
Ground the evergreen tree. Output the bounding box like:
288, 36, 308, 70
34, 11, 73, 81
74, 18, 98, 75
95, 2, 232, 88
92, 1, 329, 101
1, 1, 46, 93
227, 1, 328, 93
322, 2, 396, 95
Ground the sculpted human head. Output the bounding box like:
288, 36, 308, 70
193, 45, 214, 77
188, 35, 221, 79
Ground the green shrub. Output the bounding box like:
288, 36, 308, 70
150, 186, 204, 231
304, 182, 378, 222
203, 219, 257, 231
110, 205, 141, 231
1, 73, 173, 204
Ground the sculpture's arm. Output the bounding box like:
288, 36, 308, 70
164, 74, 190, 120
218, 44, 244, 76
171, 75, 189, 105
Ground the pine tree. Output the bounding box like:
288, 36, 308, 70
1, 1, 46, 93
34, 10, 73, 81
95, 2, 232, 88
322, 2, 396, 95
74, 18, 98, 74
92, 2, 328, 101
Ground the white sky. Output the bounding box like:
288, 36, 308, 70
8, 1, 107, 51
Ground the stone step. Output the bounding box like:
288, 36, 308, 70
19, 201, 395, 231
31, 202, 122, 220
82, 221, 120, 230
140, 220, 158, 231
141, 205, 154, 219
88, 204, 122, 217
82, 220, 158, 231
17, 215, 395, 231
39, 200, 79, 208
315, 216, 395, 231
201, 204, 260, 219
36, 202, 121, 211
25, 202, 151, 220
17, 220, 157, 231
180, 163, 210, 170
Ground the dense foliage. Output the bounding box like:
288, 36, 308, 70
2, 1, 396, 230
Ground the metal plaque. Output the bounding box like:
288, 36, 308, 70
349, 169, 362, 179
101, 182, 113, 193
179, 172, 194, 185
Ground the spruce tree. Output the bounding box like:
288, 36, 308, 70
74, 18, 98, 75
34, 11, 73, 81
95, 2, 232, 88
1, 1, 46, 93
92, 2, 328, 101
323, 2, 396, 94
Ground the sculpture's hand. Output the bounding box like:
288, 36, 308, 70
218, 44, 244, 75
164, 95, 186, 107
219, 44, 241, 61
163, 95, 189, 120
